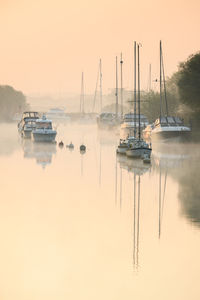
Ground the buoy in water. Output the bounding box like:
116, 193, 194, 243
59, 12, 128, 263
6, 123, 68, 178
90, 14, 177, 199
80, 144, 86, 152
67, 142, 74, 150
59, 141, 64, 148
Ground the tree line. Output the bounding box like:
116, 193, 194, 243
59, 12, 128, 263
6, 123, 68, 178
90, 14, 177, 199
0, 85, 28, 121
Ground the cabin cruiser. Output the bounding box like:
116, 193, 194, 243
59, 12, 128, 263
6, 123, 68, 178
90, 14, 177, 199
32, 115, 57, 143
116, 136, 136, 154
97, 112, 119, 129
18, 111, 39, 138
22, 120, 37, 138
120, 113, 149, 139
46, 107, 70, 121
143, 116, 191, 142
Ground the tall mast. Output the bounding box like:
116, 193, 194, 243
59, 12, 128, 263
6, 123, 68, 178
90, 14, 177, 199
120, 53, 123, 120
148, 64, 151, 91
92, 63, 100, 113
100, 58, 102, 113
137, 44, 141, 141
161, 47, 168, 117
159, 40, 162, 120
80, 72, 84, 114
134, 41, 137, 137
115, 56, 118, 118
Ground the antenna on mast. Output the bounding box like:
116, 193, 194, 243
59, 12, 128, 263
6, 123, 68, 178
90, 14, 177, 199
80, 72, 84, 113
115, 56, 118, 119
100, 58, 102, 113
120, 53, 123, 120
134, 41, 137, 138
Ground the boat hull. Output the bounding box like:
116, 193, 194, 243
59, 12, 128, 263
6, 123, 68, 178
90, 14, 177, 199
126, 147, 152, 158
117, 146, 128, 154
32, 132, 57, 143
151, 129, 191, 142
23, 129, 32, 139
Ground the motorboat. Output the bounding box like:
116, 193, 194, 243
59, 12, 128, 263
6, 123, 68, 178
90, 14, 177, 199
32, 115, 57, 143
116, 136, 136, 154
22, 120, 37, 138
120, 113, 149, 139
46, 107, 70, 121
97, 112, 118, 129
18, 111, 39, 135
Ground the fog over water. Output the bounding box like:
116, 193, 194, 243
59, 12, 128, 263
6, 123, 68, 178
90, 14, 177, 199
0, 121, 200, 300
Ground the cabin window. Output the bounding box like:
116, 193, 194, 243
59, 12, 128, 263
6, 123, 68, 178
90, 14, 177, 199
37, 122, 52, 129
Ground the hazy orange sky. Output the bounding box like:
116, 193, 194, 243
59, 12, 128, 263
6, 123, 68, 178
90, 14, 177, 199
0, 0, 200, 95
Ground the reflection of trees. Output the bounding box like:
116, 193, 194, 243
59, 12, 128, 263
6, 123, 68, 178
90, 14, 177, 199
177, 159, 200, 226
152, 143, 200, 227
0, 124, 20, 156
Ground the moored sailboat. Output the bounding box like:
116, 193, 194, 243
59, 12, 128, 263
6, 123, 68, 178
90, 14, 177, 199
125, 42, 152, 160
143, 41, 191, 142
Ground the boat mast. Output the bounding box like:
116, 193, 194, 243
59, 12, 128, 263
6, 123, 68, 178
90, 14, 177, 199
80, 72, 84, 114
120, 53, 123, 120
115, 56, 118, 119
92, 62, 100, 113
161, 45, 169, 117
137, 44, 141, 141
148, 63, 151, 92
134, 41, 137, 138
159, 41, 162, 120
100, 58, 102, 113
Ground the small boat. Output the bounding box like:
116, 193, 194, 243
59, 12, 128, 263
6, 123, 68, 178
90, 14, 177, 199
18, 111, 39, 138
46, 107, 70, 121
125, 42, 152, 159
66, 142, 74, 149
142, 152, 151, 164
58, 141, 64, 148
80, 144, 86, 153
32, 115, 57, 143
116, 136, 136, 154
126, 139, 152, 158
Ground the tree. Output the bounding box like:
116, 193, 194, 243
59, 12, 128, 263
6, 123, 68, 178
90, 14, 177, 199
176, 52, 200, 112
140, 89, 180, 123
0, 85, 28, 121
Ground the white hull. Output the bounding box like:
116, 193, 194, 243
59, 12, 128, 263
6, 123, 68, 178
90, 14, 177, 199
117, 146, 128, 154
126, 147, 152, 158
32, 131, 57, 143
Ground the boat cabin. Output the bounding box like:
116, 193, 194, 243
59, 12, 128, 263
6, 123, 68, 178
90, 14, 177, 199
35, 116, 53, 130
155, 116, 184, 127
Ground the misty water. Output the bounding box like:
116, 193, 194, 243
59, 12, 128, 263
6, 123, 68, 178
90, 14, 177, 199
0, 121, 200, 300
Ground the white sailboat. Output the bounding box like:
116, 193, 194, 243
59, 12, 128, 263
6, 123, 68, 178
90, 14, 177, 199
126, 42, 152, 159
143, 41, 191, 142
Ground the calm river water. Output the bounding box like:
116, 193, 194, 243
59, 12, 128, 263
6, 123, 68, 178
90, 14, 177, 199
0, 121, 200, 300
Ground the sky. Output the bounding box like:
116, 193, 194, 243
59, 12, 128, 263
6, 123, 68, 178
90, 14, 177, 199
0, 0, 200, 95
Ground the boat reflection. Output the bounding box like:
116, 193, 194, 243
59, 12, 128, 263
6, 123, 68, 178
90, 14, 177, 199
22, 140, 57, 168
117, 154, 151, 176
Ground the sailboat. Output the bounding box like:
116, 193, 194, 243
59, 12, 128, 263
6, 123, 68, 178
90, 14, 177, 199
143, 41, 191, 142
126, 43, 152, 159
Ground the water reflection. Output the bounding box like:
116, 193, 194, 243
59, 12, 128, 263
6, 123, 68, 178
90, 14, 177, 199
0, 123, 20, 156
22, 140, 57, 168
133, 174, 141, 270
117, 154, 151, 176
152, 142, 200, 227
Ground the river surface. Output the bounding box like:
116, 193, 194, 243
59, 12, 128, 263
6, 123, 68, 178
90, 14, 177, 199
0, 121, 200, 300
